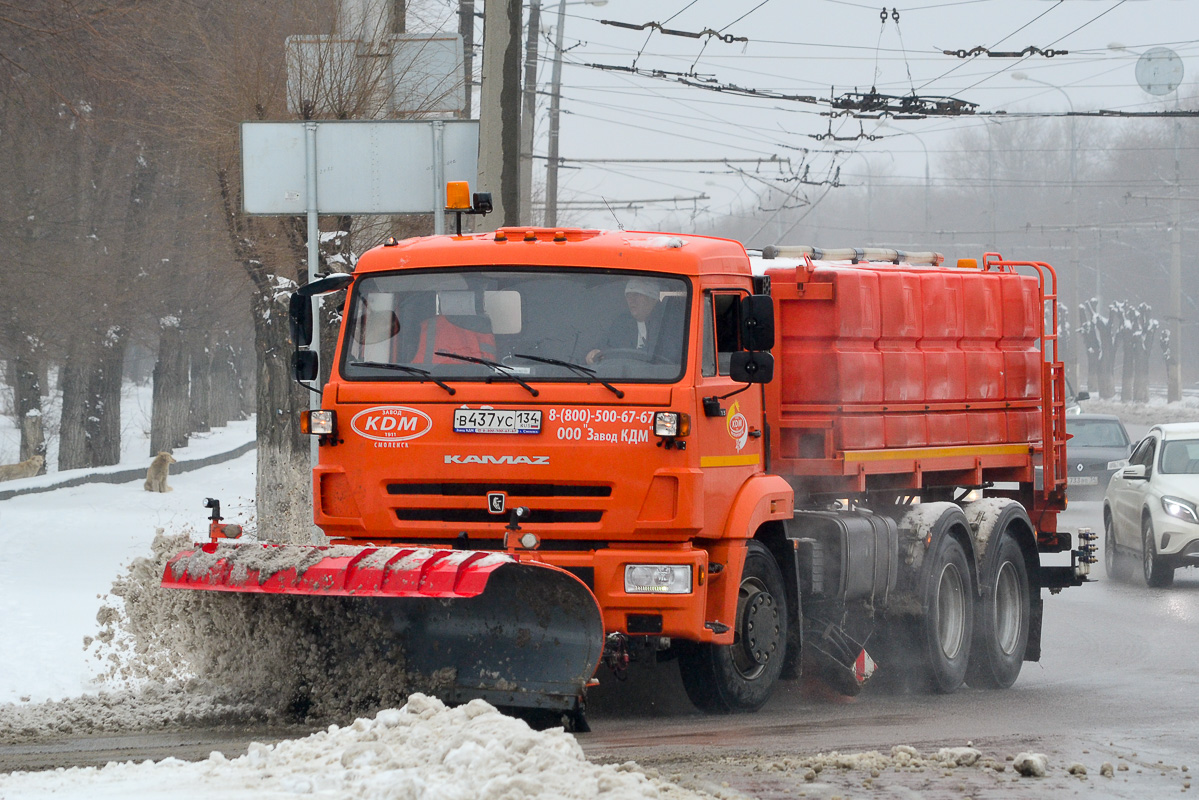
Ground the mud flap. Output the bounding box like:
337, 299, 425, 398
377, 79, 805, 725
162, 544, 604, 714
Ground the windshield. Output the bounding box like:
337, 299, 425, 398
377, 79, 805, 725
1065, 418, 1129, 448
341, 269, 690, 383
1160, 440, 1199, 474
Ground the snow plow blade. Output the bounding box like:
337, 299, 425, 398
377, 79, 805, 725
162, 544, 604, 714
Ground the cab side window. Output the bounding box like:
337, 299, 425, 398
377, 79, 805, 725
701, 295, 716, 377
701, 292, 744, 377
713, 292, 742, 375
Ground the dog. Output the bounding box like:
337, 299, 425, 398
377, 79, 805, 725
0, 454, 44, 482
144, 451, 177, 493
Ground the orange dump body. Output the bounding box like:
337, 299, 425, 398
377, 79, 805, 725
761, 253, 1066, 543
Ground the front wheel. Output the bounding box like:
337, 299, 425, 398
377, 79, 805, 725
966, 532, 1029, 689
1104, 511, 1131, 581
678, 541, 787, 713
918, 533, 975, 694
1142, 516, 1175, 588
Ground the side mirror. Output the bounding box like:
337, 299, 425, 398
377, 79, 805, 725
290, 273, 355, 349
289, 293, 313, 348
1075, 390, 1090, 401
1122, 464, 1147, 480
739, 294, 774, 351
293, 350, 319, 382
730, 351, 774, 384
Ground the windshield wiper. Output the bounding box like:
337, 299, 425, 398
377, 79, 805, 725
433, 351, 540, 397
348, 361, 456, 395
511, 353, 624, 398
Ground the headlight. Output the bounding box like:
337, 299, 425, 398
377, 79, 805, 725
1107, 459, 1129, 470
654, 411, 691, 438
624, 564, 692, 594
302, 410, 336, 436
1161, 495, 1199, 525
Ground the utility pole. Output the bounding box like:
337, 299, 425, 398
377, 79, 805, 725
543, 0, 568, 227
519, 1, 541, 223
458, 0, 474, 119
478, 0, 522, 227
1169, 109, 1183, 401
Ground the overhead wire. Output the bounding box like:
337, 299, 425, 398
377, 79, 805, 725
915, 0, 1063, 92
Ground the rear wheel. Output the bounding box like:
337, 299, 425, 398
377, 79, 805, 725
966, 533, 1029, 689
678, 541, 787, 713
918, 533, 974, 693
1142, 516, 1175, 588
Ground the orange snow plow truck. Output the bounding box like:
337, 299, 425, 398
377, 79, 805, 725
164, 194, 1094, 727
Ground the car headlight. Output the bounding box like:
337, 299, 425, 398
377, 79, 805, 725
1161, 495, 1199, 525
653, 411, 691, 438
1107, 459, 1129, 470
624, 564, 692, 594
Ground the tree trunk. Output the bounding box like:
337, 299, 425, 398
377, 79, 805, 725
150, 321, 190, 456
14, 352, 45, 470
1119, 328, 1135, 403
189, 332, 212, 434
58, 343, 90, 471
253, 290, 316, 544
209, 340, 235, 428
88, 327, 127, 467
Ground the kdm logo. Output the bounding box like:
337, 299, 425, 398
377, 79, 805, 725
350, 406, 433, 442
727, 400, 748, 451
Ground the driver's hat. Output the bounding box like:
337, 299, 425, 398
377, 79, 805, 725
624, 277, 658, 299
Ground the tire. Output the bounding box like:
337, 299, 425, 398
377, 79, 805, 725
1142, 516, 1175, 588
917, 533, 974, 694
678, 541, 788, 713
1104, 510, 1131, 581
966, 532, 1030, 689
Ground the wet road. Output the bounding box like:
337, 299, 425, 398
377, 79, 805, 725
580, 494, 1199, 797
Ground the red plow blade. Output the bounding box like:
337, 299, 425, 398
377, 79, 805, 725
162, 543, 515, 598
162, 543, 605, 717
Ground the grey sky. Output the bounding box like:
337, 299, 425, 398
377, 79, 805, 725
452, 0, 1196, 230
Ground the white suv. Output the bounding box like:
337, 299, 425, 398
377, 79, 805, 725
1103, 422, 1199, 587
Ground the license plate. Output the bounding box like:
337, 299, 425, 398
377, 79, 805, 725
1068, 476, 1099, 486
453, 409, 542, 434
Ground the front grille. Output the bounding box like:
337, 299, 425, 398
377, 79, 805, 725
388, 482, 611, 498
395, 509, 603, 524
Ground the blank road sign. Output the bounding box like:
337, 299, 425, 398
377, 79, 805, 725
241, 120, 479, 215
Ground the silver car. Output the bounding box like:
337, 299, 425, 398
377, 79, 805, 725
1103, 422, 1199, 587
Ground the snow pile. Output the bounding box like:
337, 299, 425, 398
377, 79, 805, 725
0, 683, 262, 743
1013, 751, 1049, 777
749, 744, 1034, 781
0, 694, 717, 800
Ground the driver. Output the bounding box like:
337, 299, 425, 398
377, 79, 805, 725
586, 277, 662, 364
